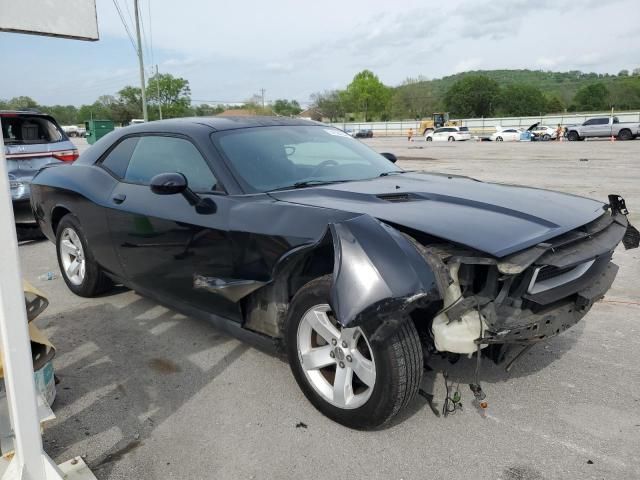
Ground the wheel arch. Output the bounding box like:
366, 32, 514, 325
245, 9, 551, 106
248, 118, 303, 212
51, 205, 72, 235
245, 215, 445, 343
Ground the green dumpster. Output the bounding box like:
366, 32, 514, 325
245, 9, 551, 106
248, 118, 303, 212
84, 120, 114, 145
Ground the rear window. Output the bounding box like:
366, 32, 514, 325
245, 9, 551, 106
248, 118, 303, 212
1, 114, 64, 144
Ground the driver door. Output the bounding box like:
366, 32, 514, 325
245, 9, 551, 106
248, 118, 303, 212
103, 134, 241, 321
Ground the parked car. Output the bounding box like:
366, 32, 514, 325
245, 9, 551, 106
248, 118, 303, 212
490, 128, 523, 142
30, 117, 638, 429
425, 126, 471, 142
61, 125, 86, 137
354, 129, 373, 138
2, 111, 78, 224
529, 124, 557, 141
566, 116, 640, 141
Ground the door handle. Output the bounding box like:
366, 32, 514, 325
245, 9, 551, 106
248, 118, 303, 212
112, 193, 126, 204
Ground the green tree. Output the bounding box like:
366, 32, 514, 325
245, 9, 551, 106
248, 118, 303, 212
344, 70, 391, 121
194, 104, 224, 116
609, 77, 640, 110
544, 94, 565, 113
618, 69, 629, 77
6, 96, 39, 110
498, 84, 546, 116
116, 86, 143, 121
390, 78, 438, 119
573, 82, 609, 111
272, 99, 302, 117
39, 105, 79, 125
444, 75, 500, 117
311, 90, 345, 122
146, 73, 192, 119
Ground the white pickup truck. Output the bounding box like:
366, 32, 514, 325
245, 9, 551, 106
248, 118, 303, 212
566, 116, 640, 141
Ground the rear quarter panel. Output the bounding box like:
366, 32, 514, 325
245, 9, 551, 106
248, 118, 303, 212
31, 163, 123, 276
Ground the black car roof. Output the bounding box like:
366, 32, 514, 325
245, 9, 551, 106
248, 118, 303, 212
121, 116, 324, 134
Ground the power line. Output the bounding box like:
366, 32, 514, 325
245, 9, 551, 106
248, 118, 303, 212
112, 0, 138, 55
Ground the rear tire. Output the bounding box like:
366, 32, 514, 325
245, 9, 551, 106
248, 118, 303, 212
618, 129, 632, 141
285, 275, 423, 429
55, 214, 113, 297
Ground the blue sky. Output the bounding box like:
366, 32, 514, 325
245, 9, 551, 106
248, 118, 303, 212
1, 0, 639, 107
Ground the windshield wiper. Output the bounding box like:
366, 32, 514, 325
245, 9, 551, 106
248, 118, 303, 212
379, 170, 411, 177
268, 179, 347, 192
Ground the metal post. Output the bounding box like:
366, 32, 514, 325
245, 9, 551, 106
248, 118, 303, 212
0, 120, 64, 480
134, 0, 148, 122
155, 65, 162, 120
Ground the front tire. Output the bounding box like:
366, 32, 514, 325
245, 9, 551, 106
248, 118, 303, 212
495, 136, 503, 142
448, 136, 455, 142
285, 276, 423, 429
425, 136, 433, 142
567, 130, 580, 141
56, 214, 112, 297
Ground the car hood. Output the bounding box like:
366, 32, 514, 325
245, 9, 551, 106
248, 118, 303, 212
269, 172, 606, 257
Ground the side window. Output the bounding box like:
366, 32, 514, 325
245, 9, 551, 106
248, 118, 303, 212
433, 128, 443, 134
124, 136, 218, 192
596, 118, 608, 125
100, 137, 140, 178
583, 119, 594, 126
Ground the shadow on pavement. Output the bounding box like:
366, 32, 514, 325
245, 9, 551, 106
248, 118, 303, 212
40, 295, 249, 477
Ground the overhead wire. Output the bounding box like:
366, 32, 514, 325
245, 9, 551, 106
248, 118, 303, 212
111, 0, 138, 55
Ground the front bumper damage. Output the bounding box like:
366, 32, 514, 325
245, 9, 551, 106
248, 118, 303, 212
324, 197, 637, 355
428, 205, 637, 355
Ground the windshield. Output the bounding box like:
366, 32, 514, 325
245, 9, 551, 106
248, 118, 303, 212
211, 125, 400, 192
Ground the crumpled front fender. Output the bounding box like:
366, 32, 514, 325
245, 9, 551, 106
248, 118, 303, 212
328, 215, 440, 332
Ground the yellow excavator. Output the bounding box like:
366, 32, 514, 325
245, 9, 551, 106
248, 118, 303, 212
419, 112, 460, 135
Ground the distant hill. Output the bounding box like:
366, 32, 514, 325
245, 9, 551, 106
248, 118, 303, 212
390, 69, 640, 118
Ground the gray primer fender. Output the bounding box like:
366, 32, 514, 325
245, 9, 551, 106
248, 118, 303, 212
328, 215, 441, 333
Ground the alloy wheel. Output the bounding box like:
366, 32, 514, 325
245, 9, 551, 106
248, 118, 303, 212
297, 304, 376, 409
59, 227, 86, 285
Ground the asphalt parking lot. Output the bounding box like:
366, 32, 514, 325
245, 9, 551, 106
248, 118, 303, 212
19, 137, 640, 480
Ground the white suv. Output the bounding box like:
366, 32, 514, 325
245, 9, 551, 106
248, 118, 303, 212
425, 126, 471, 142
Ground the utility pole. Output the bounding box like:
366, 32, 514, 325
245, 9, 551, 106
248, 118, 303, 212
155, 64, 162, 120
134, 0, 148, 121
260, 88, 266, 109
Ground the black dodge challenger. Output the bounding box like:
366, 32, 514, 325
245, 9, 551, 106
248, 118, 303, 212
30, 117, 638, 429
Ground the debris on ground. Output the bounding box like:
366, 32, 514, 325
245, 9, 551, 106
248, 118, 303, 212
295, 422, 307, 429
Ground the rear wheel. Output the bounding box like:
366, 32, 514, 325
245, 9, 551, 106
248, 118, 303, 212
618, 129, 633, 141
56, 214, 112, 297
285, 276, 423, 429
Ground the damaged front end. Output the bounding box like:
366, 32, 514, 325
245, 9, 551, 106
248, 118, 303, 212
425, 198, 638, 358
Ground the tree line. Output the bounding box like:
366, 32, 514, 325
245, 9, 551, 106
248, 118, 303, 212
312, 68, 640, 121
3, 68, 640, 125
0, 73, 302, 125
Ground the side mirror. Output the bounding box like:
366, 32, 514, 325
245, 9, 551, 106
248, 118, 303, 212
150, 172, 187, 195
380, 152, 397, 163
150, 172, 216, 214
